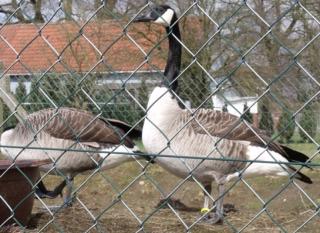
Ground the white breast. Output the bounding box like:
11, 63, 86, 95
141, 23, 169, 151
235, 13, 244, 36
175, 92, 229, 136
142, 87, 218, 181
1, 128, 94, 174
142, 87, 180, 153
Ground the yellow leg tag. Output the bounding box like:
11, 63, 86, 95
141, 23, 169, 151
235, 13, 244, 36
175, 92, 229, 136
201, 208, 210, 214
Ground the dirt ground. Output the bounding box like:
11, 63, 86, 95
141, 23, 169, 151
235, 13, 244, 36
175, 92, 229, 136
2, 158, 319, 233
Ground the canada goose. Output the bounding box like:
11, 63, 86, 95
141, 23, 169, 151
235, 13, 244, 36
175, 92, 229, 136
0, 107, 147, 205
134, 5, 312, 223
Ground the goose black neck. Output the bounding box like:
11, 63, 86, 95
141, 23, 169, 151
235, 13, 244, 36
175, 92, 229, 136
163, 15, 181, 92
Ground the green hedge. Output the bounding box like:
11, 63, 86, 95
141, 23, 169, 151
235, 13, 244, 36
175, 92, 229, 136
277, 110, 295, 143
1, 73, 146, 129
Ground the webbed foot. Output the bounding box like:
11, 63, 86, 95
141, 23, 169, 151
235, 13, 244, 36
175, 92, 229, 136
202, 212, 224, 224
36, 180, 66, 199
221, 203, 237, 214
156, 198, 198, 212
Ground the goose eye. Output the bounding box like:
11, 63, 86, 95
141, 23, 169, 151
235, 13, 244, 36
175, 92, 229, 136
151, 8, 164, 19
155, 7, 165, 15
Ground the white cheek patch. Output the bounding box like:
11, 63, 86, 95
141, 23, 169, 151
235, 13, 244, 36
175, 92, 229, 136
154, 9, 174, 26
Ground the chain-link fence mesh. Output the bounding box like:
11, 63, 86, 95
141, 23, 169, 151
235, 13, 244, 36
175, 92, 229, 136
0, 0, 319, 232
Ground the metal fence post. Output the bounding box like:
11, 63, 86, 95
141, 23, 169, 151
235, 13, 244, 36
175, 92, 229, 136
0, 73, 27, 123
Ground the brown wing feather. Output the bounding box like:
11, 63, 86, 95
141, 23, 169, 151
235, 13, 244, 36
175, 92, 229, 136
24, 108, 136, 148
188, 109, 286, 155
101, 118, 142, 139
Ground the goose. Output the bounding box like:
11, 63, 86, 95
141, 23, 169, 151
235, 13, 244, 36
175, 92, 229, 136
134, 5, 312, 224
0, 107, 148, 206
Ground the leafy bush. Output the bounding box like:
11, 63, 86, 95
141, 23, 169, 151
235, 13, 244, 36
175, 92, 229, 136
299, 106, 316, 142
243, 103, 253, 124
1, 100, 18, 128
0, 80, 26, 128
102, 103, 143, 126
15, 80, 27, 103
29, 73, 94, 110
222, 103, 228, 112
259, 104, 274, 136
25, 73, 144, 127
277, 110, 295, 143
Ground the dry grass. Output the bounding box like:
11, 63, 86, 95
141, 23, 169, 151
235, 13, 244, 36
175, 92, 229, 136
1, 143, 319, 232
11, 162, 319, 233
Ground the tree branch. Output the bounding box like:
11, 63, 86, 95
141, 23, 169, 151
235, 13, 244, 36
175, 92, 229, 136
0, 8, 15, 15
30, 0, 44, 22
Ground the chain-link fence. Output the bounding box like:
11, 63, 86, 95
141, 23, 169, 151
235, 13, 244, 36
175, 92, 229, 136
0, 0, 319, 232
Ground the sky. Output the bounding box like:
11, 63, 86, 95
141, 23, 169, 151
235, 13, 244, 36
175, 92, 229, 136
0, 0, 140, 24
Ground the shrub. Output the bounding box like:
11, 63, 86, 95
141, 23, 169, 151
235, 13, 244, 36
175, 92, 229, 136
243, 103, 253, 124
259, 104, 274, 136
222, 103, 228, 112
277, 110, 295, 143
1, 80, 26, 128
15, 80, 27, 103
299, 106, 316, 142
1, 100, 18, 128
12, 73, 147, 127
103, 103, 142, 126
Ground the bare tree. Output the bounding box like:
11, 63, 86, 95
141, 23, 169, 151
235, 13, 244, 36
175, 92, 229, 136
0, 0, 44, 23
95, 0, 117, 19
168, 0, 320, 109
0, 0, 27, 22
31, 0, 44, 22
63, 0, 73, 20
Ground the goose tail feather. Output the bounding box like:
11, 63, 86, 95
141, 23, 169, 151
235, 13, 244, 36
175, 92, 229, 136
287, 165, 312, 184
281, 145, 312, 169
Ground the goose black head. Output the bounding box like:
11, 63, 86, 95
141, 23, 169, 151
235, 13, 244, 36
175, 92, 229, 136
134, 5, 176, 27
134, 4, 183, 108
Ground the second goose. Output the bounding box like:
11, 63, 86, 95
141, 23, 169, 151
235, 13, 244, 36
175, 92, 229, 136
1, 107, 146, 205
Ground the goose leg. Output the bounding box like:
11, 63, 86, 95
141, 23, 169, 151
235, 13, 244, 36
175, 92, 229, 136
50, 180, 67, 198
201, 183, 236, 220
36, 180, 65, 199
201, 184, 212, 214
63, 175, 74, 206
206, 183, 225, 224
35, 180, 51, 198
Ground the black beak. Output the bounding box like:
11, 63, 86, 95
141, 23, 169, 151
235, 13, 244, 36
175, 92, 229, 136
133, 14, 154, 23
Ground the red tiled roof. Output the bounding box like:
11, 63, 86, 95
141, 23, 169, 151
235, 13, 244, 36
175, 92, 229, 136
0, 21, 166, 75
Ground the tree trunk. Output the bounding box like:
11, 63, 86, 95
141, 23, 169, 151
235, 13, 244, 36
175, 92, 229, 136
95, 0, 117, 19
63, 0, 73, 20
32, 0, 44, 22
11, 0, 26, 22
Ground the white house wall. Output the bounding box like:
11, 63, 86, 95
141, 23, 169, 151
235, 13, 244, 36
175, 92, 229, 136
212, 95, 258, 117
9, 71, 162, 94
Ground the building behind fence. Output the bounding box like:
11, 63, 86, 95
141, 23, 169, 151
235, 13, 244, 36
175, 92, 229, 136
0, 0, 319, 232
